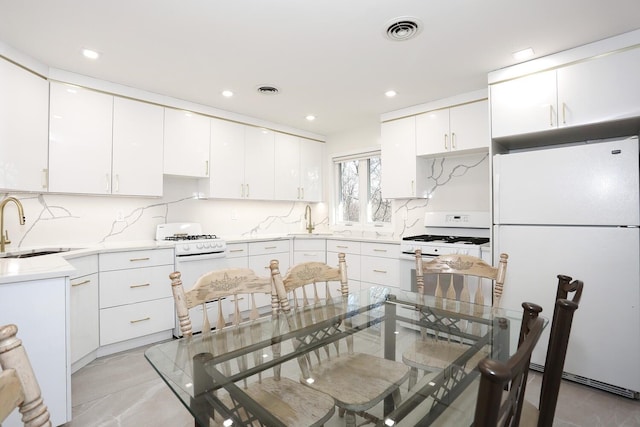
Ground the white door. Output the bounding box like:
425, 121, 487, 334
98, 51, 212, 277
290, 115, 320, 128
416, 108, 450, 156
244, 126, 274, 200
449, 100, 489, 152
163, 108, 210, 178
381, 116, 417, 198
274, 132, 300, 200
112, 97, 164, 196
299, 138, 323, 202
208, 118, 245, 198
496, 225, 640, 392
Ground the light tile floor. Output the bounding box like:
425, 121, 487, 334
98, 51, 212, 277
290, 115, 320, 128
63, 342, 640, 427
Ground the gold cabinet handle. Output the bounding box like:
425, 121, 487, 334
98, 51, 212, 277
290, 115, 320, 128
549, 105, 554, 127
451, 132, 456, 149
444, 133, 448, 150
42, 168, 48, 189
205, 160, 209, 176
562, 102, 567, 124
129, 257, 150, 262
336, 245, 348, 249
130, 317, 150, 324
71, 279, 91, 287
130, 283, 150, 289
246, 184, 250, 198
301, 187, 304, 199
229, 249, 245, 253
264, 246, 277, 249
373, 249, 388, 252
373, 269, 388, 273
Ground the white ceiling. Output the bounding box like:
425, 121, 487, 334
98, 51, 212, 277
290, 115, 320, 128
1, 0, 639, 137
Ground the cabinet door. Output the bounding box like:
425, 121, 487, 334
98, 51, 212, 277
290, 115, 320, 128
274, 132, 300, 200
558, 48, 640, 128
112, 98, 164, 196
299, 138, 323, 202
244, 126, 275, 200
163, 108, 210, 178
70, 272, 99, 364
450, 100, 489, 152
490, 70, 557, 138
49, 82, 113, 194
416, 108, 450, 156
208, 118, 245, 198
0, 58, 49, 192
381, 116, 417, 198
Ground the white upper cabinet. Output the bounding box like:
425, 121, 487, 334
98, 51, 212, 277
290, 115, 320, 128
49, 82, 164, 196
491, 47, 640, 138
49, 82, 114, 194
274, 133, 323, 201
381, 116, 430, 199
163, 108, 210, 178
0, 58, 49, 192
112, 98, 164, 196
204, 119, 275, 200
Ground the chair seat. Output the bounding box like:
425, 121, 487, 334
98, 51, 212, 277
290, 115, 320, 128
302, 353, 411, 411
217, 377, 335, 427
402, 339, 489, 372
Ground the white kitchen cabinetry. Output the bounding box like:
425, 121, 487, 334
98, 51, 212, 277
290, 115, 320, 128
360, 242, 400, 291
0, 57, 49, 192
163, 108, 210, 178
98, 249, 174, 349
0, 277, 70, 427
49, 82, 164, 196
274, 133, 323, 202
326, 239, 361, 291
204, 119, 275, 200
112, 97, 164, 196
491, 47, 640, 138
225, 242, 249, 268
381, 116, 429, 199
49, 82, 113, 194
293, 238, 326, 264
248, 240, 289, 309
416, 100, 489, 156
68, 255, 99, 373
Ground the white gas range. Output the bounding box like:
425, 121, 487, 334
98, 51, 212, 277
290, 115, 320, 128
155, 222, 229, 336
399, 211, 491, 295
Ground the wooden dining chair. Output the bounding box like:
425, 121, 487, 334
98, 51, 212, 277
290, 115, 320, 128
473, 302, 546, 427
402, 251, 509, 388
520, 274, 583, 427
170, 268, 335, 426
0, 324, 51, 427
269, 253, 411, 427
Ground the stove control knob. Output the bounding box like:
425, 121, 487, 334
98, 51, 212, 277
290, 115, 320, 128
203, 242, 211, 249
182, 244, 190, 252
196, 242, 203, 250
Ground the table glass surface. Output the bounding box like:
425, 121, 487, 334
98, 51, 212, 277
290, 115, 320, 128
145, 287, 539, 426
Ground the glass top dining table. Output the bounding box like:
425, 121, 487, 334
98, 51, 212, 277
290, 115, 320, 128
145, 287, 535, 426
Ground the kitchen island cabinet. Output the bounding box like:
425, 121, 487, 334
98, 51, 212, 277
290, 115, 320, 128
0, 57, 49, 192
163, 107, 210, 178
360, 241, 400, 291
416, 100, 489, 156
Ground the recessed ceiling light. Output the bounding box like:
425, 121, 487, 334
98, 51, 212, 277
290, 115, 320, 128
221, 90, 234, 97
512, 47, 535, 61
305, 115, 316, 121
385, 90, 397, 98
81, 48, 100, 60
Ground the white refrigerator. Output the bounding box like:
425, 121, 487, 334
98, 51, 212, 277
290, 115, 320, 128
493, 135, 640, 397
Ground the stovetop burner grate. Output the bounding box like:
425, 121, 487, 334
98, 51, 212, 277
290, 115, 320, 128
164, 234, 219, 241
402, 234, 489, 245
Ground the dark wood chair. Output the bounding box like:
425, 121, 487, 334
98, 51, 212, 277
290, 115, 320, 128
0, 324, 51, 426
473, 302, 545, 427
520, 274, 583, 427
170, 268, 335, 426
270, 253, 411, 427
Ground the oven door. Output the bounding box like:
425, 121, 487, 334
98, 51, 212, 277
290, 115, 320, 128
173, 252, 229, 337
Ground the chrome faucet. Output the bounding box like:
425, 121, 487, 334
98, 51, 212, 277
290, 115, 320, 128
304, 204, 315, 234
0, 197, 26, 252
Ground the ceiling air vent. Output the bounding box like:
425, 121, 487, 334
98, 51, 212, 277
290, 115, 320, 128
257, 85, 280, 95
384, 17, 422, 41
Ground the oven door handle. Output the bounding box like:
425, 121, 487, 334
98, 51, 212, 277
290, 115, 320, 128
175, 252, 226, 262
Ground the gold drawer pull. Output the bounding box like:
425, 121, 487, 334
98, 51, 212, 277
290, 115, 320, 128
130, 317, 150, 324
130, 283, 150, 289
373, 269, 387, 273
71, 279, 91, 287
229, 249, 245, 253
336, 245, 348, 248
129, 257, 150, 262
264, 246, 277, 249
373, 249, 387, 252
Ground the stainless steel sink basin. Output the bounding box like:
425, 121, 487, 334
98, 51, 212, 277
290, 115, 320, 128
0, 248, 76, 259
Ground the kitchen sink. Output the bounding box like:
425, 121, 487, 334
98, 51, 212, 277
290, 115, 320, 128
0, 248, 76, 259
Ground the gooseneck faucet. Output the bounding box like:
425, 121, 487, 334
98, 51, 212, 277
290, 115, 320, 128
304, 204, 315, 234
0, 196, 26, 252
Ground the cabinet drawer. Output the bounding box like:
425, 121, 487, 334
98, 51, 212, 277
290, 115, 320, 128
99, 248, 174, 271
99, 265, 174, 308
226, 243, 248, 258
248, 240, 289, 256
68, 255, 98, 279
360, 242, 400, 258
328, 251, 360, 281
293, 251, 325, 264
326, 239, 361, 255
360, 255, 399, 285
294, 239, 325, 251
99, 297, 174, 346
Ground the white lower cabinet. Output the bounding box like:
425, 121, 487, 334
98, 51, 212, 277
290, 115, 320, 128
360, 242, 400, 291
68, 255, 99, 372
248, 240, 289, 310
98, 248, 174, 349
225, 242, 249, 268
326, 239, 361, 291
